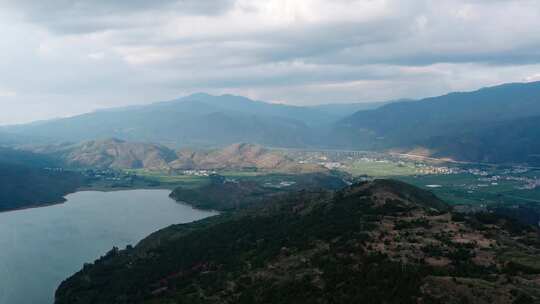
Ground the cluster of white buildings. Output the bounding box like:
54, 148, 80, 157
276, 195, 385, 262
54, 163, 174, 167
181, 170, 216, 177
320, 162, 344, 169
416, 165, 460, 175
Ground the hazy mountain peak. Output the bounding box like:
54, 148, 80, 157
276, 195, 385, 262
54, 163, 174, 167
185, 92, 214, 98
180, 92, 252, 103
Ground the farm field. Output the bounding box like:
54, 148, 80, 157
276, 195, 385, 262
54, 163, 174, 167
124, 169, 211, 189
396, 173, 540, 207
343, 159, 418, 177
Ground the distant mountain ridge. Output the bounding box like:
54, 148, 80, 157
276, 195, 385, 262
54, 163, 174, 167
308, 99, 404, 117
4, 81, 540, 164
2, 93, 363, 148
425, 114, 540, 163
332, 81, 540, 164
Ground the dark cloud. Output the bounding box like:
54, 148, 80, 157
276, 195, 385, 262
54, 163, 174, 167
1, 0, 235, 34
1, 0, 540, 124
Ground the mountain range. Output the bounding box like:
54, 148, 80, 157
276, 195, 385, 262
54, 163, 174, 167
331, 81, 540, 164
2, 93, 370, 148
3, 81, 540, 165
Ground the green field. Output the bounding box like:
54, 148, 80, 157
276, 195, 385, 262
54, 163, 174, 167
125, 169, 281, 190
125, 165, 540, 208
344, 160, 418, 177
124, 169, 210, 189
340, 159, 540, 207
396, 174, 540, 206
220, 170, 265, 177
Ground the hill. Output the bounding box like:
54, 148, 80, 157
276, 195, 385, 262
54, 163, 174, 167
50, 138, 178, 170
36, 140, 326, 173
171, 143, 324, 173
0, 148, 85, 211
0, 163, 84, 212
0, 146, 62, 167
55, 180, 540, 303
332, 81, 540, 163
425, 115, 540, 164
169, 172, 348, 211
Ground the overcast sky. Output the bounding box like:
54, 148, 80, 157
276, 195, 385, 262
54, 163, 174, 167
0, 0, 539, 124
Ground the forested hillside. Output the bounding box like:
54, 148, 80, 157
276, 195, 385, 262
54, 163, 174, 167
0, 148, 84, 211
56, 180, 540, 304
332, 81, 540, 164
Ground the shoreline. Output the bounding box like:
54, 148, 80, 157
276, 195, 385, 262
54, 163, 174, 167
0, 199, 67, 214
0, 185, 189, 214
75, 184, 177, 192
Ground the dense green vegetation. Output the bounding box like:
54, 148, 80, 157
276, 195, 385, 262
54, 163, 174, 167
0, 146, 61, 167
0, 147, 88, 211
170, 173, 348, 211
55, 180, 540, 303
125, 170, 211, 188
336, 155, 540, 225
426, 115, 540, 164
0, 163, 84, 212
170, 176, 278, 211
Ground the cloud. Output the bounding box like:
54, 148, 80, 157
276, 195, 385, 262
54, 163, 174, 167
525, 73, 540, 82
0, 89, 17, 97
0, 0, 236, 34
0, 0, 539, 124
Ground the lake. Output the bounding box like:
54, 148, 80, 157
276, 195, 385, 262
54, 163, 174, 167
0, 189, 217, 304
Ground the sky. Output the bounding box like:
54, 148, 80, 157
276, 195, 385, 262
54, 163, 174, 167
0, 0, 540, 125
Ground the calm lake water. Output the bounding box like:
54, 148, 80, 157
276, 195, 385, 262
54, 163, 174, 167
0, 189, 217, 304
